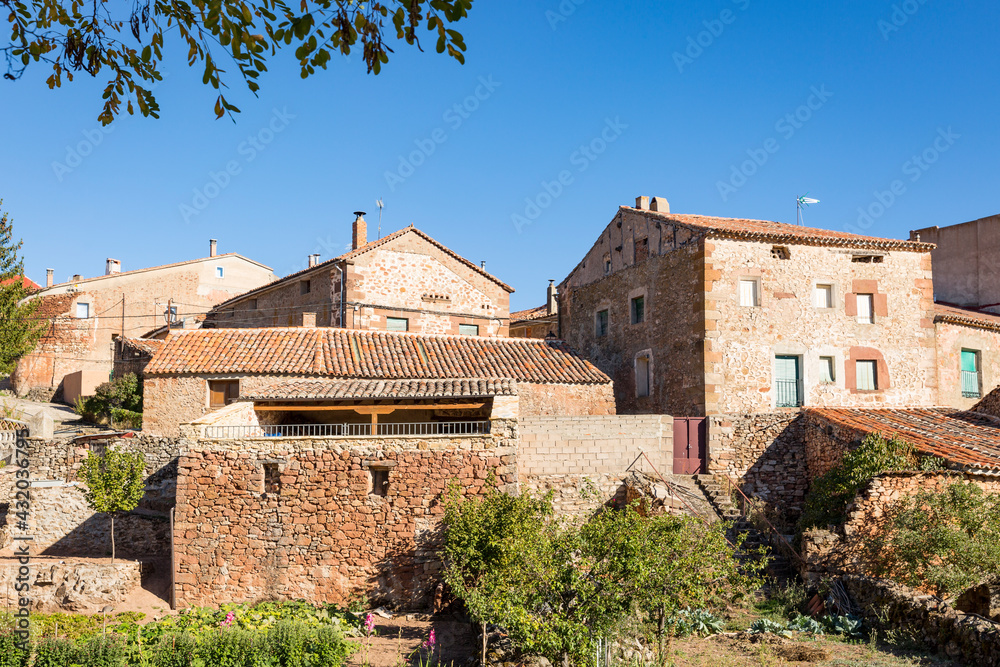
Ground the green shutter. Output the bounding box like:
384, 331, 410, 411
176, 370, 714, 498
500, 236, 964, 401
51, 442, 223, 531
775, 356, 799, 382
961, 350, 978, 373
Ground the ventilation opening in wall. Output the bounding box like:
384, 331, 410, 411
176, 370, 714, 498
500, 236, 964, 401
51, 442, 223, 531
852, 254, 884, 263
770, 246, 791, 260
263, 463, 281, 495
370, 468, 390, 497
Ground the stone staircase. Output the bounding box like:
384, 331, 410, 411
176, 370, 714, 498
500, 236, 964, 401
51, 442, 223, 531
692, 474, 795, 584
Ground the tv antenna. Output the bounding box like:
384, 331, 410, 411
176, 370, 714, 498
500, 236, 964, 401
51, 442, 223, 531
376, 198, 384, 239
796, 195, 820, 226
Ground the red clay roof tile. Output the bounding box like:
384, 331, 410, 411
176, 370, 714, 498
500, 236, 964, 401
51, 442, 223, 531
243, 378, 516, 400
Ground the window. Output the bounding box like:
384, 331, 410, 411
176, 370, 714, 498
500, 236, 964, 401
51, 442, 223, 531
459, 324, 479, 336
75, 302, 90, 319
814, 284, 833, 309
636, 355, 651, 397
819, 356, 836, 384
739, 279, 759, 307
631, 296, 645, 324
370, 468, 390, 497
596, 310, 609, 337
603, 254, 612, 276
215, 266, 225, 278
208, 380, 240, 408
635, 238, 649, 262
857, 294, 874, 324
263, 463, 281, 495
962, 349, 982, 398
386, 317, 409, 332
775, 356, 802, 407
856, 360, 877, 391
248, 299, 258, 310
300, 280, 311, 295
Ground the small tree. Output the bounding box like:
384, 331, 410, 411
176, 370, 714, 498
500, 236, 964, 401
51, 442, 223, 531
866, 481, 1000, 598
0, 200, 45, 375
77, 447, 146, 562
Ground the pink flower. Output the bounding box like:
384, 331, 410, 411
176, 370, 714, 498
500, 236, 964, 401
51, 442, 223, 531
221, 611, 236, 628
364, 613, 375, 636
423, 629, 436, 649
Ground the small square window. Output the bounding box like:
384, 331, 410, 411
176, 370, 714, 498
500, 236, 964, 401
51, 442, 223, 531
75, 302, 90, 319
300, 280, 311, 295
819, 356, 836, 383
631, 296, 645, 324
596, 310, 609, 337
739, 279, 759, 307
209, 380, 240, 409
370, 468, 389, 497
263, 463, 281, 495
386, 317, 409, 332
459, 324, 479, 336
814, 284, 833, 309
856, 360, 877, 391
215, 266, 225, 279
248, 299, 258, 310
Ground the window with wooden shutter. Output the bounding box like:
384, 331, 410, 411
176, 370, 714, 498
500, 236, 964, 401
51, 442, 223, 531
962, 349, 981, 398
209, 380, 239, 408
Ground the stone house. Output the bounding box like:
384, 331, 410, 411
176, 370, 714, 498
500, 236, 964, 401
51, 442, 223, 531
204, 214, 513, 337
933, 304, 1000, 409
510, 281, 559, 339
140, 326, 615, 436
911, 214, 1000, 313
559, 196, 939, 417
12, 242, 274, 401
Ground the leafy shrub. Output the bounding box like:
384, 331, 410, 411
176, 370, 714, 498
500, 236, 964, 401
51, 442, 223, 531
865, 481, 1000, 598
823, 614, 863, 638
151, 633, 198, 667
197, 628, 267, 667
799, 432, 916, 530
669, 610, 725, 637
787, 615, 825, 635
34, 637, 81, 666
74, 373, 143, 426
0, 631, 28, 667
268, 620, 310, 667
749, 618, 793, 637
76, 634, 128, 667
110, 408, 142, 430
30, 612, 146, 641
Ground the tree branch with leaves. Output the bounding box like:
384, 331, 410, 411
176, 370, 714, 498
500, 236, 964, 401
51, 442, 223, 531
77, 446, 147, 562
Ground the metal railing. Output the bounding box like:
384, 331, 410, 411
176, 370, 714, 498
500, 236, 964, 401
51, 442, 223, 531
204, 421, 492, 439
774, 379, 803, 408
962, 370, 982, 399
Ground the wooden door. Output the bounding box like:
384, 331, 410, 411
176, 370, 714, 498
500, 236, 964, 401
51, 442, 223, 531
672, 417, 706, 475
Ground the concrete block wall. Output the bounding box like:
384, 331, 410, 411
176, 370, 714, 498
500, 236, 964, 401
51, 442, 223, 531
518, 415, 672, 515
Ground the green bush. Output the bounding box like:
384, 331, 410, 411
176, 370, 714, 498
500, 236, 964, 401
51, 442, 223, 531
198, 628, 267, 667
268, 620, 310, 667
34, 637, 81, 666
74, 373, 143, 427
77, 634, 128, 667
799, 432, 916, 530
110, 408, 143, 430
0, 631, 28, 667
311, 625, 355, 666
151, 633, 198, 667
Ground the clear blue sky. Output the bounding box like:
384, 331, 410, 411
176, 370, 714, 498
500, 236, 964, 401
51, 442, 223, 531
2, 1, 997, 311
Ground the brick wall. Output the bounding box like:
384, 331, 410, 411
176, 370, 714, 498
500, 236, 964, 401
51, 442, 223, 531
173, 425, 518, 609
707, 412, 808, 519
518, 415, 672, 515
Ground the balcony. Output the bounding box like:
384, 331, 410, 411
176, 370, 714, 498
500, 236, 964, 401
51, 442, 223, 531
203, 420, 492, 439
775, 379, 803, 408
962, 370, 982, 399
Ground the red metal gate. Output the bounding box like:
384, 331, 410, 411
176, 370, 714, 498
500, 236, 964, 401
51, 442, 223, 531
672, 417, 707, 475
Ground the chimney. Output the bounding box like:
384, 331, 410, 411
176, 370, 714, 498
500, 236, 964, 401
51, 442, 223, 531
308, 254, 320, 268
481, 261, 487, 270
635, 196, 650, 210
300, 312, 317, 328
650, 196, 670, 213
72, 274, 82, 282
45, 269, 54, 288
547, 279, 558, 315
209, 239, 218, 257
105, 259, 121, 275
352, 212, 367, 250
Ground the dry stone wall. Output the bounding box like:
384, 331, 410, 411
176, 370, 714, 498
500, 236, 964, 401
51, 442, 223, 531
0, 559, 142, 613
173, 424, 518, 609
518, 415, 672, 515
707, 413, 808, 520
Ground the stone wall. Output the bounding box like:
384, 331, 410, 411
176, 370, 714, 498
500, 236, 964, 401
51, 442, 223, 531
800, 411, 862, 480
173, 423, 518, 609
935, 319, 1000, 410
707, 412, 808, 520
518, 415, 672, 515
560, 208, 707, 416
842, 574, 1000, 666
0, 559, 142, 613
517, 382, 617, 417
705, 238, 937, 413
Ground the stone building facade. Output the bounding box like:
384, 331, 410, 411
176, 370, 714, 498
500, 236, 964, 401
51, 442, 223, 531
911, 214, 1000, 312
933, 305, 1000, 409
205, 217, 513, 337
141, 327, 615, 436
12, 243, 273, 401
559, 197, 938, 417
510, 281, 559, 339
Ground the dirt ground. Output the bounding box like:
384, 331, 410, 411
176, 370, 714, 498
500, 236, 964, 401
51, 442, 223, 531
346, 614, 476, 667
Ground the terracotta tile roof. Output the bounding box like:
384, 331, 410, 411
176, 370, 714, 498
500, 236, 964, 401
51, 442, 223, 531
933, 303, 1000, 332
510, 305, 554, 323
145, 328, 610, 385
806, 407, 1000, 471
243, 378, 516, 401
624, 207, 935, 252
1, 276, 40, 291
118, 337, 166, 357
211, 226, 513, 311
